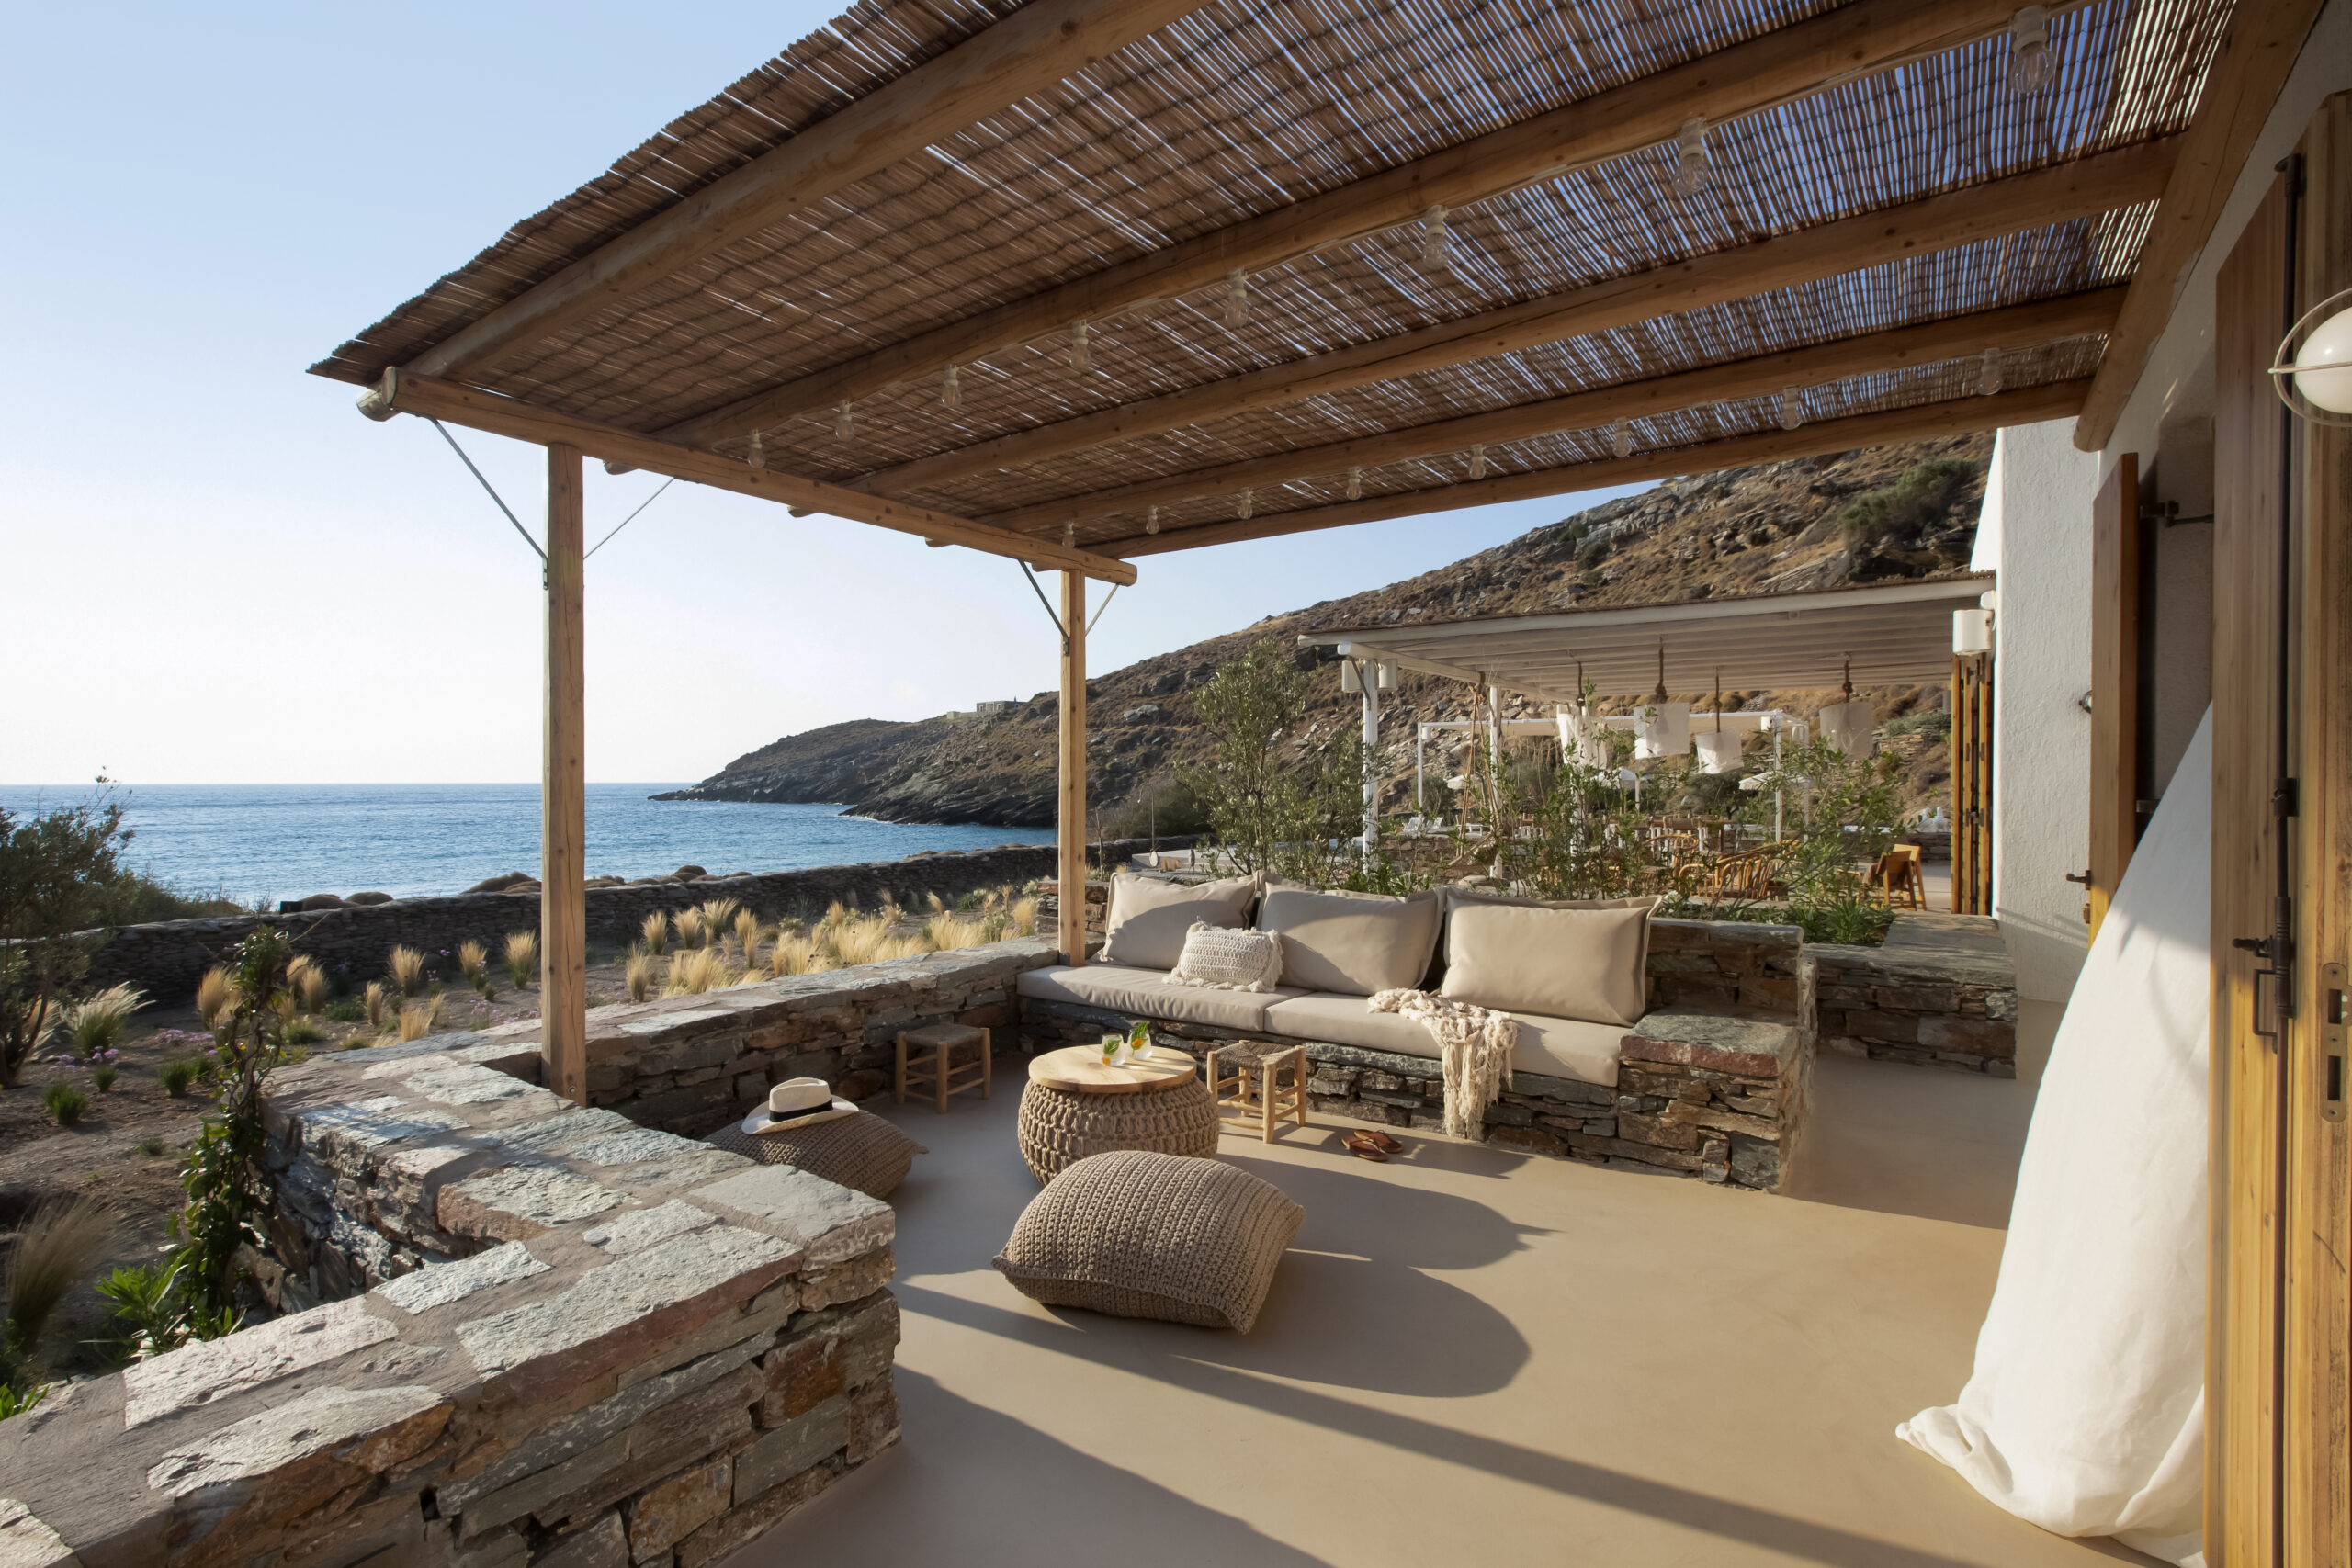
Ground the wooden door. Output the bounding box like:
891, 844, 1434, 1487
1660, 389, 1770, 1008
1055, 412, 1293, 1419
2088, 453, 2141, 941
2209, 92, 2352, 1568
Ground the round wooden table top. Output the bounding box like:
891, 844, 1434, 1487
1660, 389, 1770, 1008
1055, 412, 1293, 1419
1027, 1043, 1198, 1095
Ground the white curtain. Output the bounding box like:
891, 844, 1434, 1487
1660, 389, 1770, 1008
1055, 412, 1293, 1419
1898, 706, 2213, 1567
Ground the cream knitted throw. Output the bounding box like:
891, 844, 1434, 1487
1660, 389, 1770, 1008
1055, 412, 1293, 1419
1367, 988, 1516, 1138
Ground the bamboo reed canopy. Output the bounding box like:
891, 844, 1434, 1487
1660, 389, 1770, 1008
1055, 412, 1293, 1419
1303, 576, 1996, 705
318, 0, 2244, 570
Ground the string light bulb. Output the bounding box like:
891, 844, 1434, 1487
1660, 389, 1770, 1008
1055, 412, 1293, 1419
1069, 320, 1090, 372
1063, 521, 1076, 547
1346, 466, 1363, 501
1226, 270, 1250, 328
1146, 505, 1160, 535
1777, 387, 1804, 431
1980, 347, 2005, 397
746, 430, 766, 469
1611, 418, 1634, 459
1469, 444, 1487, 480
1669, 116, 1712, 196
1238, 488, 1254, 522
1420, 204, 1451, 272
833, 400, 854, 441
2008, 6, 2054, 94
942, 363, 961, 411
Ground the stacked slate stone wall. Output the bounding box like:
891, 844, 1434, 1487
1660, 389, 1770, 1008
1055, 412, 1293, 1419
2, 1035, 902, 1568
74, 837, 1172, 1002
1809, 942, 2019, 1075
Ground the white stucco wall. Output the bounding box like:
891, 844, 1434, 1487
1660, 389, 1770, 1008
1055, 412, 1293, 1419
1984, 419, 2100, 1002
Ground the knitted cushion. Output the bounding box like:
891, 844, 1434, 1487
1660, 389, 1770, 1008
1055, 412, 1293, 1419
1168, 922, 1284, 992
993, 1150, 1304, 1333
704, 1111, 927, 1200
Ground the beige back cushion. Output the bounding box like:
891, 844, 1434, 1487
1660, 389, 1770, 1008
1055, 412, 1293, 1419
1255, 887, 1442, 997
1439, 901, 1653, 1026
1435, 886, 1659, 967
1100, 874, 1256, 970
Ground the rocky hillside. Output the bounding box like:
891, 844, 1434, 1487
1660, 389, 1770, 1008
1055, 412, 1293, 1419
657, 434, 1991, 826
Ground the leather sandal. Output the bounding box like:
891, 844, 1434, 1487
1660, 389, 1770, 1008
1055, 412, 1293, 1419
1362, 1130, 1405, 1154
1340, 1132, 1388, 1162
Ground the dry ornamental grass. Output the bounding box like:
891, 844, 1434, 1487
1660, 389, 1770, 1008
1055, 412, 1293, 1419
503, 931, 537, 989
4, 1197, 117, 1362
388, 946, 426, 997
639, 910, 670, 955
194, 967, 237, 1029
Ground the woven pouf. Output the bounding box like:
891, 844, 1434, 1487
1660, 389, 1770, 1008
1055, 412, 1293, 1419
1016, 1077, 1219, 1185
704, 1112, 927, 1200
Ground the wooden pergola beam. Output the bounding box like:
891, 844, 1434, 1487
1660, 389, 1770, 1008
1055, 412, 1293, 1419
1102, 379, 2090, 557
980, 288, 2124, 534
405, 0, 1204, 380
854, 140, 2176, 500
661, 0, 2041, 449
356, 370, 1135, 584
2071, 0, 2325, 451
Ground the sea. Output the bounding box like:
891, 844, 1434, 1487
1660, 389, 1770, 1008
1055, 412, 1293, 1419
0, 784, 1054, 907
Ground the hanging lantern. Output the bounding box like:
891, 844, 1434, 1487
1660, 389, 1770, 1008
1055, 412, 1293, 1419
2008, 5, 2054, 94
745, 429, 766, 469
942, 363, 961, 411
1375, 660, 1398, 691
1980, 346, 2005, 396
1669, 116, 1711, 196
1340, 660, 1363, 694
1420, 204, 1451, 272
1635, 703, 1690, 759
1695, 729, 1744, 773
1145, 504, 1160, 535
1069, 320, 1091, 371
833, 400, 854, 441
1777, 386, 1804, 431
1346, 465, 1363, 500
1238, 488, 1254, 521
1226, 270, 1250, 328
1468, 444, 1487, 480
1820, 700, 1876, 758
1611, 418, 1634, 459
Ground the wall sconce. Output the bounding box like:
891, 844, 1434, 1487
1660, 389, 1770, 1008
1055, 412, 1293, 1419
2272, 286, 2352, 425
1953, 607, 1994, 655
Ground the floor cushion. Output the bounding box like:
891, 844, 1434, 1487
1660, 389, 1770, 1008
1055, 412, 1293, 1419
1100, 873, 1258, 969
994, 1149, 1303, 1332
705, 1111, 927, 1199
1254, 886, 1442, 997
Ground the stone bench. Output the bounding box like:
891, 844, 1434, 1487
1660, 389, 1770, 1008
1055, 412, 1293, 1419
1019, 1000, 1810, 1193
1810, 925, 2020, 1076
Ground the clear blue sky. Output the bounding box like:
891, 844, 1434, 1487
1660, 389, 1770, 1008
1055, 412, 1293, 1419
1, 2, 1647, 786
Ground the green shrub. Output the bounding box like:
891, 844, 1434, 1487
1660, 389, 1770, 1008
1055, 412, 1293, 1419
1789, 897, 1895, 947
1577, 536, 1611, 569
1838, 457, 1981, 547
1880, 709, 1948, 740
158, 1059, 198, 1097
322, 997, 365, 1022
92, 1065, 117, 1093
282, 1018, 325, 1045
41, 1083, 86, 1126
136, 1135, 165, 1156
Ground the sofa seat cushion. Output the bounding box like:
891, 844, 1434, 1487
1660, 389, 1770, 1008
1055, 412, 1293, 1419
1261, 992, 1624, 1088
1017, 964, 1298, 1032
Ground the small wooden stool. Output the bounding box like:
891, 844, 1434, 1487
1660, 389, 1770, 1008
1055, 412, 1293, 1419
896, 1022, 991, 1112
1205, 1042, 1307, 1143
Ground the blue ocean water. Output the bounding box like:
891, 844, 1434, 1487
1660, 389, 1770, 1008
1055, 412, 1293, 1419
0, 784, 1054, 906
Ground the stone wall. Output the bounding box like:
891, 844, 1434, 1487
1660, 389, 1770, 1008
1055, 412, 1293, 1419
461, 941, 1064, 1143
0, 1035, 901, 1568
1810, 942, 2019, 1075
78, 838, 1171, 1002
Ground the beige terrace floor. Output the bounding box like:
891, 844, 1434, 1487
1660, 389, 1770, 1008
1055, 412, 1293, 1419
724, 1022, 2157, 1568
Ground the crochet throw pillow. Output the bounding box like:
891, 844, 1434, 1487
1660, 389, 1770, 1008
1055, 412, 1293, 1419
1168, 922, 1283, 992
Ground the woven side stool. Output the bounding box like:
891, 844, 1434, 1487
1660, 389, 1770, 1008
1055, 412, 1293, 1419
897, 1021, 991, 1112
1205, 1042, 1308, 1144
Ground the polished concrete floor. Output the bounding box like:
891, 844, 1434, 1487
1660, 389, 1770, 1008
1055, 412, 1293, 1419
727, 1016, 2154, 1568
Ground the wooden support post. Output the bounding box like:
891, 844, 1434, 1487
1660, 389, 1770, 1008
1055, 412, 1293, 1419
1951, 653, 1995, 915
542, 444, 587, 1105
2088, 452, 2142, 941
1057, 570, 1088, 966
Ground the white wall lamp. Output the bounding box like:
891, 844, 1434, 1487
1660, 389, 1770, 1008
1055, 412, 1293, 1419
2271, 286, 2352, 426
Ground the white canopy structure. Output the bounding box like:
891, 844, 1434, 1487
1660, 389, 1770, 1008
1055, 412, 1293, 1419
1306, 575, 1996, 705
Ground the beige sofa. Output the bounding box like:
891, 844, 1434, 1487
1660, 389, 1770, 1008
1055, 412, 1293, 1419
1016, 875, 1815, 1192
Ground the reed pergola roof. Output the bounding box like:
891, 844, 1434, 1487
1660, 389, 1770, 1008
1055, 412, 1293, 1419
1301, 575, 1996, 704
319, 0, 2254, 576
